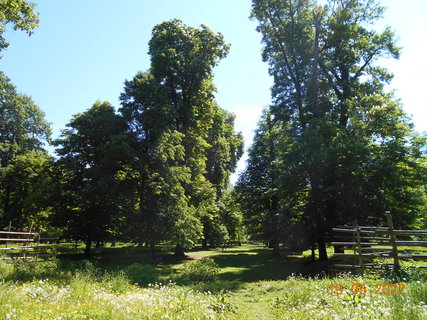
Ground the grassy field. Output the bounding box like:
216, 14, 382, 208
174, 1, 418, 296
0, 244, 426, 319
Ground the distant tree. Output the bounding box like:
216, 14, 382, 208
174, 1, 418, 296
202, 107, 243, 249
206, 108, 244, 198
248, 0, 427, 260
236, 110, 283, 255
0, 0, 39, 53
53, 101, 132, 256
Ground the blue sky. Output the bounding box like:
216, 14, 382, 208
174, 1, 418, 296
1, 0, 426, 183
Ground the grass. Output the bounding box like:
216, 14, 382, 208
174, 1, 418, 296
0, 244, 426, 319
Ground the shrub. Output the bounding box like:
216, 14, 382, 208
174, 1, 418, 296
125, 263, 159, 286
101, 271, 131, 293
180, 257, 219, 283
380, 265, 427, 282
0, 261, 13, 280
7, 259, 60, 281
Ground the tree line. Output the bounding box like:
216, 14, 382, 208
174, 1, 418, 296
0, 5, 244, 256
0, 0, 426, 260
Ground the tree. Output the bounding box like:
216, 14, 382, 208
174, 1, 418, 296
0, 150, 53, 228
249, 0, 426, 260
236, 109, 284, 255
120, 19, 241, 256
0, 72, 51, 167
53, 101, 132, 256
0, 71, 51, 228
0, 0, 39, 53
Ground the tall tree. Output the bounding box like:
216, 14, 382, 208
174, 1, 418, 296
248, 0, 426, 260
53, 101, 132, 256
0, 72, 51, 228
120, 19, 242, 255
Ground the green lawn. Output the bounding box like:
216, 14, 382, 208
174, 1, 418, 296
0, 244, 426, 319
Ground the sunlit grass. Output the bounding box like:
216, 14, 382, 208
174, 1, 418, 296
0, 244, 426, 319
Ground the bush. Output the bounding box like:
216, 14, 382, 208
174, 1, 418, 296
6, 259, 60, 281
380, 265, 427, 282
101, 271, 131, 293
180, 257, 219, 283
74, 259, 98, 274
125, 263, 159, 286
0, 261, 13, 280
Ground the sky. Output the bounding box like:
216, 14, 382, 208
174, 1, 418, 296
1, 0, 426, 184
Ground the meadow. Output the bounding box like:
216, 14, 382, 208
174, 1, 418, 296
0, 244, 426, 319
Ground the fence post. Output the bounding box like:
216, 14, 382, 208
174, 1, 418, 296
355, 223, 363, 269
6, 221, 11, 248
385, 211, 400, 272
22, 220, 34, 260
35, 228, 41, 262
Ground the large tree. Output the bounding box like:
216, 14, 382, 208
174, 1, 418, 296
120, 19, 242, 255
0, 72, 51, 228
53, 101, 132, 256
246, 0, 427, 260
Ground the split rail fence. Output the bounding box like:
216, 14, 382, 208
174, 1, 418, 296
331, 212, 427, 272
0, 221, 56, 262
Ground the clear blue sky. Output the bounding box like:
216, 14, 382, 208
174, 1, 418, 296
1, 0, 426, 183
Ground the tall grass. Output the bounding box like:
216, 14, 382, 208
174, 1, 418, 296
0, 246, 426, 319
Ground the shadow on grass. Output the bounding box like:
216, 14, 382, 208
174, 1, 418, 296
211, 249, 326, 283
55, 244, 333, 292
58, 245, 159, 269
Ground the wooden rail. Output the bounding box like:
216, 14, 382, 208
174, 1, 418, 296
331, 212, 427, 272
0, 221, 56, 262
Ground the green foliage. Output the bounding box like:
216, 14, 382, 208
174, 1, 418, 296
0, 259, 59, 281
53, 101, 132, 255
243, 0, 427, 260
0, 260, 13, 279
120, 20, 241, 252
1, 150, 53, 227
125, 263, 159, 286
380, 266, 427, 283
0, 71, 52, 228
179, 257, 220, 283
100, 271, 132, 293
0, 0, 39, 53
0, 72, 50, 167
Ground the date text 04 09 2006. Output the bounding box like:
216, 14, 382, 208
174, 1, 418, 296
329, 284, 405, 295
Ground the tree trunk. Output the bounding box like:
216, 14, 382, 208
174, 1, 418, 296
311, 243, 316, 262
174, 243, 185, 258
150, 241, 156, 257
317, 236, 328, 261
202, 238, 208, 250
84, 237, 92, 257
269, 239, 281, 257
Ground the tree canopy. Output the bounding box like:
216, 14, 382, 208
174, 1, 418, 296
0, 0, 39, 53
120, 19, 243, 255
1, 1, 425, 262
236, 0, 427, 260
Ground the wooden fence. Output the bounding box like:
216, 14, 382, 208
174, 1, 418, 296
0, 221, 56, 262
331, 212, 427, 272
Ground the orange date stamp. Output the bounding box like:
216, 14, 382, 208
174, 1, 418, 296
329, 283, 405, 295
